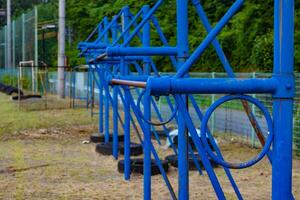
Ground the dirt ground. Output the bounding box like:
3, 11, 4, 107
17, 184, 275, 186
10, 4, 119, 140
0, 93, 299, 199
0, 125, 299, 200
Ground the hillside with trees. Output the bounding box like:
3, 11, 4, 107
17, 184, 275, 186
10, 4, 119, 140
1, 0, 299, 72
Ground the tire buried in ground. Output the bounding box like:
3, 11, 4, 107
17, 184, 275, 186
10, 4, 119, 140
117, 158, 169, 176
11, 95, 42, 101
4, 86, 23, 96
90, 133, 124, 143
151, 130, 167, 139
173, 136, 215, 151
95, 142, 143, 156
119, 142, 143, 156
165, 153, 218, 170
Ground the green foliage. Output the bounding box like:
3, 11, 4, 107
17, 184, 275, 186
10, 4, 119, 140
1, 0, 300, 72
1, 74, 16, 85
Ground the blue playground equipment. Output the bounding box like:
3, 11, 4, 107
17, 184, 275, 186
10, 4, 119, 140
78, 0, 295, 199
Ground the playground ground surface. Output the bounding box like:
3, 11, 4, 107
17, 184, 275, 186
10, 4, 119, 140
0, 93, 299, 200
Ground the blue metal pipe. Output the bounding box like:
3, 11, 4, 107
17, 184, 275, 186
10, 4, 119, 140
103, 17, 109, 43
143, 6, 152, 198
174, 94, 225, 200
151, 16, 177, 67
143, 90, 152, 200
122, 6, 131, 181
104, 67, 110, 143
106, 47, 178, 57
112, 8, 144, 46
123, 0, 164, 47
191, 0, 234, 77
188, 94, 242, 199
124, 89, 177, 199
272, 0, 295, 199
175, 0, 244, 78
85, 20, 104, 42
177, 0, 189, 199
148, 77, 278, 95
79, 14, 121, 56
112, 20, 119, 160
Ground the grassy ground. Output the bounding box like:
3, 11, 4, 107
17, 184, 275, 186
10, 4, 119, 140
0, 93, 97, 139
0, 93, 299, 199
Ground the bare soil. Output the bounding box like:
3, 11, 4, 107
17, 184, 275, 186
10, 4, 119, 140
0, 126, 299, 200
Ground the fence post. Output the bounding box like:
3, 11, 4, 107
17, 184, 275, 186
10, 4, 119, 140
34, 6, 39, 93
251, 72, 256, 147
211, 72, 215, 135
22, 13, 25, 62
4, 26, 7, 68
12, 20, 15, 69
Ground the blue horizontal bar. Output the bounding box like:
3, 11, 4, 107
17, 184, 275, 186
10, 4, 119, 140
106, 47, 178, 57
148, 77, 278, 95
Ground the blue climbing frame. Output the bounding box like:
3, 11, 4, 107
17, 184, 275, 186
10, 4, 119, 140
78, 0, 295, 199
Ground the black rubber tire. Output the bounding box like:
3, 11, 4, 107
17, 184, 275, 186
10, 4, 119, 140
173, 136, 215, 151
90, 133, 124, 143
95, 142, 143, 156
95, 142, 114, 155
151, 130, 168, 139
11, 95, 42, 101
119, 142, 143, 156
117, 158, 169, 176
2, 86, 10, 93
0, 83, 6, 92
165, 153, 218, 170
4, 86, 23, 96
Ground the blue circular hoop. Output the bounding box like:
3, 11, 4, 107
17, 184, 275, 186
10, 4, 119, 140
137, 89, 178, 126
200, 95, 274, 169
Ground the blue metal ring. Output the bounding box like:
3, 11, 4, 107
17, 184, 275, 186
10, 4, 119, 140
137, 89, 178, 126
200, 95, 274, 169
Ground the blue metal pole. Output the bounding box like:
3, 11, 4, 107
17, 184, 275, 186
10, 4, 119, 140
123, 0, 164, 47
142, 5, 152, 200
90, 67, 95, 116
103, 17, 109, 44
125, 89, 177, 199
144, 89, 152, 200
106, 47, 178, 57
123, 6, 131, 180
177, 0, 189, 199
151, 16, 177, 67
272, 0, 294, 199
99, 66, 104, 134
104, 16, 111, 143
148, 77, 278, 95
104, 66, 110, 143
112, 19, 119, 159
175, 94, 225, 200
112, 8, 144, 46
191, 0, 234, 77
175, 0, 244, 78
86, 66, 91, 109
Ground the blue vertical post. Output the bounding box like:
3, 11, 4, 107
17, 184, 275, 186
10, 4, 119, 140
104, 17, 110, 143
90, 67, 95, 116
104, 16, 109, 43
99, 66, 104, 134
272, 0, 294, 199
177, 0, 189, 199
112, 18, 119, 159
123, 6, 131, 180
86, 66, 91, 109
104, 66, 110, 143
142, 5, 152, 200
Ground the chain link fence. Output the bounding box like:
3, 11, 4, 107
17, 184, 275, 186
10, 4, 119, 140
0, 5, 57, 69
0, 68, 299, 155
